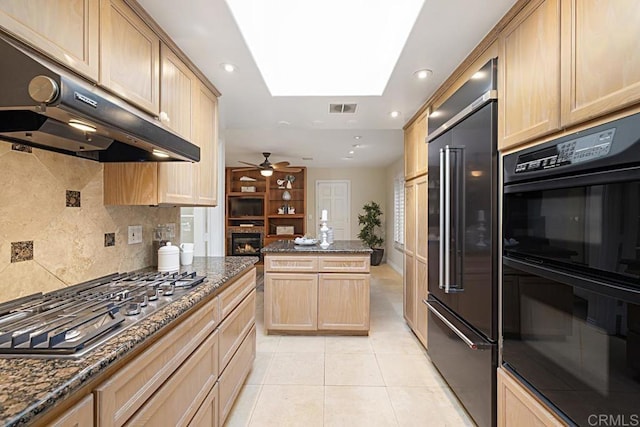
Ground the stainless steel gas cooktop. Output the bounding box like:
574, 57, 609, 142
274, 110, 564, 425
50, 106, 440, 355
0, 270, 206, 358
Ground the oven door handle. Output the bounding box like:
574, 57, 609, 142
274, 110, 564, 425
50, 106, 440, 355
425, 300, 491, 350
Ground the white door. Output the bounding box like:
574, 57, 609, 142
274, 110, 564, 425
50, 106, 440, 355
316, 180, 350, 240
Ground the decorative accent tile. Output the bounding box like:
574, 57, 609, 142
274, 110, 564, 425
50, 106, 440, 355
11, 241, 33, 263
66, 190, 81, 207
104, 233, 115, 247
11, 143, 32, 153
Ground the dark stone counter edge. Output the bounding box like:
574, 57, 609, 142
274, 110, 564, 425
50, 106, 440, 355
0, 256, 258, 427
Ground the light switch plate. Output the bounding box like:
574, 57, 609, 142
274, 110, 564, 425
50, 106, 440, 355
128, 225, 142, 244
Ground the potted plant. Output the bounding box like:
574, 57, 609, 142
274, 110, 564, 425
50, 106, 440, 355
357, 201, 384, 266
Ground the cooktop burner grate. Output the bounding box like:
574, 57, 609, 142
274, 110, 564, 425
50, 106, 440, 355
0, 270, 206, 357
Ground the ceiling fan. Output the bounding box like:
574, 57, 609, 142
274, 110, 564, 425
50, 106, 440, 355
233, 152, 301, 176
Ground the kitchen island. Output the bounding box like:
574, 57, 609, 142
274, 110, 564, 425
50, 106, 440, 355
262, 240, 372, 335
0, 256, 257, 427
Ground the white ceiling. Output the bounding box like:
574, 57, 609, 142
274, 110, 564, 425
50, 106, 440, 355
138, 0, 517, 169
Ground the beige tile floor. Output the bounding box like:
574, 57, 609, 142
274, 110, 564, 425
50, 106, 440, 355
224, 264, 475, 427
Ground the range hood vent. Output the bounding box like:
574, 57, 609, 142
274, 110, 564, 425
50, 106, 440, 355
0, 35, 199, 162
329, 103, 357, 114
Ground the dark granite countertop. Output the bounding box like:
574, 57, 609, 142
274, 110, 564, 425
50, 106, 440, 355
261, 240, 373, 254
0, 256, 257, 427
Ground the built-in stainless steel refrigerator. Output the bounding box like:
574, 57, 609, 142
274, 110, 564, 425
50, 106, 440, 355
425, 58, 498, 427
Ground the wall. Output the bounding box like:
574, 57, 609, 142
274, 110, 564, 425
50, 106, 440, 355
385, 157, 404, 274
0, 143, 179, 303
306, 166, 388, 243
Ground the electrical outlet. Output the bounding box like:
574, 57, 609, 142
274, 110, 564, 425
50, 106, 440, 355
128, 225, 142, 244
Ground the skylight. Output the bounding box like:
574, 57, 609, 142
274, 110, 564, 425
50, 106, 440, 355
225, 0, 425, 96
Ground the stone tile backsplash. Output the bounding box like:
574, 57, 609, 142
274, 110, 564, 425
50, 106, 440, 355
0, 142, 180, 302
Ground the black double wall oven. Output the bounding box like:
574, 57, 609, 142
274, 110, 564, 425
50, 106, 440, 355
502, 113, 640, 426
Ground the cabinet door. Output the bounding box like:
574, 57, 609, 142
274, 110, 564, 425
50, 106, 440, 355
414, 176, 428, 347
403, 181, 416, 327
189, 382, 218, 427
499, 0, 561, 151
497, 368, 564, 427
0, 0, 99, 80
126, 330, 219, 427
49, 394, 93, 427
318, 273, 370, 331
561, 0, 640, 126
157, 43, 198, 205
404, 112, 428, 180
100, 0, 160, 114
264, 273, 318, 331
194, 83, 219, 206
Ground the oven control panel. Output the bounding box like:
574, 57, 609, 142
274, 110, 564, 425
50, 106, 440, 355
514, 128, 616, 173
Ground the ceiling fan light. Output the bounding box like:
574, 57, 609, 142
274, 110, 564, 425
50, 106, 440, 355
260, 169, 273, 177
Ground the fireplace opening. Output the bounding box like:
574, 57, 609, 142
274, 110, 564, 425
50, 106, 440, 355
231, 233, 262, 257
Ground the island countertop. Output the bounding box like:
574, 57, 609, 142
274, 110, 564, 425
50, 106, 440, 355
261, 240, 373, 254
0, 256, 257, 427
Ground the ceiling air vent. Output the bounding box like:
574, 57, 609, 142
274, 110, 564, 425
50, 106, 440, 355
329, 103, 357, 114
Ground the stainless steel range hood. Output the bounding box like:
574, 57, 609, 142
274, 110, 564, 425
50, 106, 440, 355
0, 35, 199, 162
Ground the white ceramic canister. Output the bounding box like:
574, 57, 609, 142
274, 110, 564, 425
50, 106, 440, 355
158, 242, 180, 272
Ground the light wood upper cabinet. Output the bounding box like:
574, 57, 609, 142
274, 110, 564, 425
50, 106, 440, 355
560, 0, 640, 126
404, 110, 428, 180
159, 43, 196, 139
100, 0, 160, 115
498, 0, 561, 151
193, 83, 219, 206
497, 368, 565, 427
0, 0, 99, 81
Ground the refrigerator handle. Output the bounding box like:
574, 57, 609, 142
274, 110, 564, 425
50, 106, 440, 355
456, 146, 465, 292
444, 146, 451, 293
439, 147, 446, 290
425, 300, 491, 350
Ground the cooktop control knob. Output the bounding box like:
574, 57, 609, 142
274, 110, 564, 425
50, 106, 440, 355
28, 75, 59, 104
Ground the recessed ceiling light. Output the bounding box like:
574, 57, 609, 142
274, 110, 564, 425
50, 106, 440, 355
341, 156, 353, 160
390, 111, 400, 118
352, 144, 361, 148
414, 69, 432, 79
226, 0, 424, 96
220, 63, 237, 73
277, 120, 291, 126
349, 150, 355, 154
354, 135, 362, 140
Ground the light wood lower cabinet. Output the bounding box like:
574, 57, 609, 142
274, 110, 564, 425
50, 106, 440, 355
404, 176, 428, 349
265, 272, 318, 331
49, 394, 93, 427
219, 326, 256, 426
126, 329, 219, 426
189, 382, 219, 427
264, 254, 370, 334
497, 368, 565, 427
92, 268, 256, 427
318, 273, 370, 331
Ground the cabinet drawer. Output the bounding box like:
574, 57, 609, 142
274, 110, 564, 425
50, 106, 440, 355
219, 268, 256, 320
219, 326, 256, 425
265, 255, 318, 272
49, 394, 93, 427
189, 382, 219, 427
126, 329, 219, 426
218, 289, 256, 372
95, 296, 219, 427
318, 256, 370, 273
